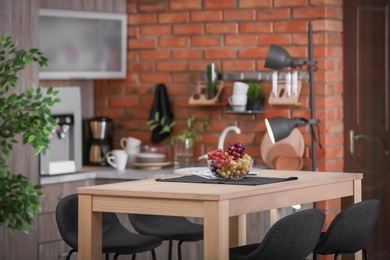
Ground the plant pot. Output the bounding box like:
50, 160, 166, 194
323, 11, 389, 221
246, 97, 264, 111
173, 138, 194, 169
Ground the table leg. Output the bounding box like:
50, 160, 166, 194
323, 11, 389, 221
78, 194, 102, 260
204, 200, 229, 260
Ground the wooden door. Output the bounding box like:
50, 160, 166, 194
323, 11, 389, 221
343, 1, 390, 259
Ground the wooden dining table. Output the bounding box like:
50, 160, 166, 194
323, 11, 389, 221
77, 169, 363, 260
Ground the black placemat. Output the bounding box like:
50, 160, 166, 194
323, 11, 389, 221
156, 175, 298, 186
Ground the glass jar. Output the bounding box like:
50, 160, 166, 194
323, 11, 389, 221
173, 138, 194, 169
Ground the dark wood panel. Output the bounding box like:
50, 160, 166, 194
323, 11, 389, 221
0, 0, 40, 259
343, 0, 390, 259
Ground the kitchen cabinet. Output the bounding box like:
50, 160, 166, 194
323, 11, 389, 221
38, 179, 95, 260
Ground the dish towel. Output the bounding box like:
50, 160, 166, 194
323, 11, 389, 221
149, 83, 174, 144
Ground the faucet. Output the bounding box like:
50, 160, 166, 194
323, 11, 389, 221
198, 125, 241, 160
218, 126, 241, 150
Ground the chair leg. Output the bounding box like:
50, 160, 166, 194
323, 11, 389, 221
168, 240, 173, 260
362, 248, 368, 260
178, 240, 184, 260
106, 253, 110, 260
334, 253, 340, 260
151, 249, 157, 260
132, 254, 136, 260
114, 253, 120, 260
66, 249, 75, 260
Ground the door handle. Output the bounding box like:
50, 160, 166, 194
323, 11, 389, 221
349, 130, 368, 155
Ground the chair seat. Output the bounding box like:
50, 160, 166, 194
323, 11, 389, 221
102, 224, 162, 254
230, 243, 260, 259
56, 194, 163, 260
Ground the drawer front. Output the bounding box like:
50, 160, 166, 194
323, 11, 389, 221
38, 212, 61, 243
40, 179, 95, 213
38, 240, 71, 260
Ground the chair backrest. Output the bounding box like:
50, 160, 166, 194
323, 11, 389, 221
249, 208, 325, 260
314, 199, 380, 254
56, 194, 79, 250
55, 193, 121, 251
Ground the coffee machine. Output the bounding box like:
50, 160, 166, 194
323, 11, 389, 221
83, 117, 113, 166
40, 87, 82, 175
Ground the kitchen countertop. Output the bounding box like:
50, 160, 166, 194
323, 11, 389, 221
40, 166, 178, 185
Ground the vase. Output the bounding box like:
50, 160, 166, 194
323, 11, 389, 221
246, 97, 264, 111
173, 138, 194, 169
206, 81, 217, 99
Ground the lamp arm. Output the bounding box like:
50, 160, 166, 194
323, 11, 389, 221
290, 59, 306, 68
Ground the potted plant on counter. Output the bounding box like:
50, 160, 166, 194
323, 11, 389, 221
171, 116, 210, 168
0, 36, 60, 233
246, 82, 264, 111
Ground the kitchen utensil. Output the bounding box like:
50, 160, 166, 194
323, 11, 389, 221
274, 155, 303, 170
260, 128, 304, 167
266, 143, 297, 169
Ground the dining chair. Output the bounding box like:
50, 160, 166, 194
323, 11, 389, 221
56, 194, 163, 260
229, 208, 325, 260
313, 199, 380, 260
128, 214, 203, 260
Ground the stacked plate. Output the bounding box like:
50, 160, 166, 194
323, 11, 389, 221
132, 152, 171, 170
135, 153, 166, 163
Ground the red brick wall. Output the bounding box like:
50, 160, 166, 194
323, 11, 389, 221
95, 0, 343, 170
94, 0, 343, 234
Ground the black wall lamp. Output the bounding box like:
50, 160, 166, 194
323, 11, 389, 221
264, 21, 320, 172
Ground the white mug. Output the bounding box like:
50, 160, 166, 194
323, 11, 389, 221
233, 82, 249, 95
120, 137, 141, 163
120, 137, 141, 153
229, 95, 247, 106
106, 150, 128, 171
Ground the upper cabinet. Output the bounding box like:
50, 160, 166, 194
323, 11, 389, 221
39, 9, 127, 80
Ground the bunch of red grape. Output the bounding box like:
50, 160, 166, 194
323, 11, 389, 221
227, 142, 246, 159
207, 142, 252, 179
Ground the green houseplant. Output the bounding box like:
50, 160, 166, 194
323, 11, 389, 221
0, 36, 60, 233
246, 82, 264, 111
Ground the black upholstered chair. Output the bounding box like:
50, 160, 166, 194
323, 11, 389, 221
128, 214, 203, 260
313, 199, 380, 260
56, 194, 163, 260
229, 208, 325, 260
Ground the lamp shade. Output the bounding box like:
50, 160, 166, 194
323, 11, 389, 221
264, 44, 305, 70
265, 116, 307, 143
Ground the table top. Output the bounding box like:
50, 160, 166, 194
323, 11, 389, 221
78, 169, 363, 201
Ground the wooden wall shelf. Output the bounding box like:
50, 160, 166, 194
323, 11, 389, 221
188, 81, 224, 106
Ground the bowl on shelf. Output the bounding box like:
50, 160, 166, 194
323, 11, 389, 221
207, 158, 253, 180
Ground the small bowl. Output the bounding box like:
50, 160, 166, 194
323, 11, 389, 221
207, 158, 253, 180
